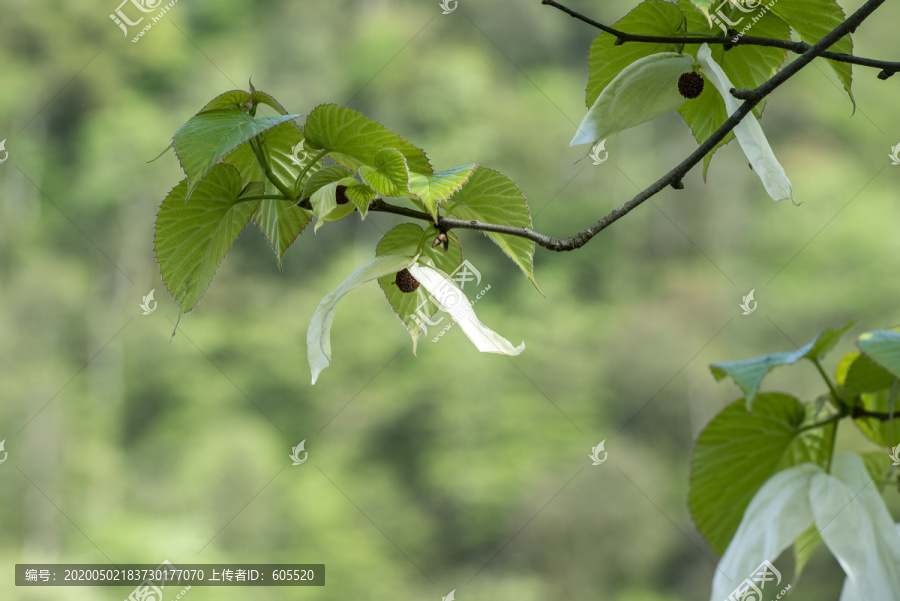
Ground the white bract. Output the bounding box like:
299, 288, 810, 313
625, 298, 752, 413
408, 263, 525, 356
696, 44, 793, 202
710, 453, 900, 601
307, 255, 524, 384
570, 52, 695, 146
571, 44, 792, 202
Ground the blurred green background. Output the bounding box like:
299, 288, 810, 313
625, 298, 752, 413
1, 0, 899, 599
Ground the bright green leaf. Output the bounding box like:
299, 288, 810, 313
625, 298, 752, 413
224, 122, 318, 266
343, 180, 378, 217
586, 0, 686, 107
250, 90, 289, 115
770, 0, 854, 107
446, 167, 539, 291
853, 387, 900, 448
376, 224, 462, 353
199, 90, 251, 113
358, 148, 410, 196
310, 179, 359, 232
154, 164, 259, 314
173, 109, 301, 198
408, 164, 477, 222
303, 104, 432, 174
690, 393, 809, 554
858, 330, 900, 379
710, 323, 852, 409
839, 352, 895, 397
301, 165, 355, 201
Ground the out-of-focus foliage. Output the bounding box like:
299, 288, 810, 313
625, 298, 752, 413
0, 1, 898, 600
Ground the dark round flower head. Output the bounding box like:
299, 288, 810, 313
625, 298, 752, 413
335, 185, 350, 205
395, 268, 420, 293
678, 71, 704, 99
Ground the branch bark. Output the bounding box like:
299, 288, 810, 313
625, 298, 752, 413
369, 0, 889, 252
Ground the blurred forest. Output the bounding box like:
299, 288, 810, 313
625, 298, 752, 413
1, 0, 899, 599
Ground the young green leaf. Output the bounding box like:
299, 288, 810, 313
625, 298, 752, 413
198, 90, 252, 113
301, 165, 356, 201
407, 263, 524, 356
224, 122, 317, 267
586, 0, 686, 108
572, 52, 694, 146
852, 387, 900, 448
858, 330, 900, 379
375, 224, 462, 354
408, 164, 477, 223
250, 90, 289, 115
710, 323, 852, 409
446, 167, 539, 291
837, 351, 895, 397
310, 179, 359, 232
307, 254, 417, 384
154, 164, 260, 314
769, 0, 854, 107
173, 109, 301, 199
343, 181, 378, 217
690, 393, 812, 554
358, 148, 411, 197
303, 104, 432, 174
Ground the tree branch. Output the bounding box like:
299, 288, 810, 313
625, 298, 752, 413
851, 406, 898, 422
368, 0, 887, 252
541, 0, 899, 78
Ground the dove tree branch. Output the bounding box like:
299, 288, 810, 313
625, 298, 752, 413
541, 0, 900, 79
362, 0, 887, 252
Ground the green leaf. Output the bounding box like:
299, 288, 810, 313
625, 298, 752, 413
301, 165, 355, 201
689, 393, 811, 554
794, 522, 821, 580
376, 224, 462, 353
586, 0, 686, 107
358, 148, 410, 197
343, 180, 378, 217
250, 90, 289, 115
838, 351, 895, 397
853, 387, 900, 448
307, 254, 417, 384
224, 122, 317, 266
858, 330, 900, 379
303, 104, 432, 174
676, 1, 790, 177
310, 179, 360, 232
710, 323, 852, 409
446, 167, 539, 291
572, 52, 694, 146
770, 0, 854, 107
154, 164, 259, 314
861, 452, 894, 490
408, 164, 477, 222
199, 90, 251, 113
173, 109, 301, 199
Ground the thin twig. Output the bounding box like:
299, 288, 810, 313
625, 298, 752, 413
541, 0, 899, 77
370, 0, 888, 252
